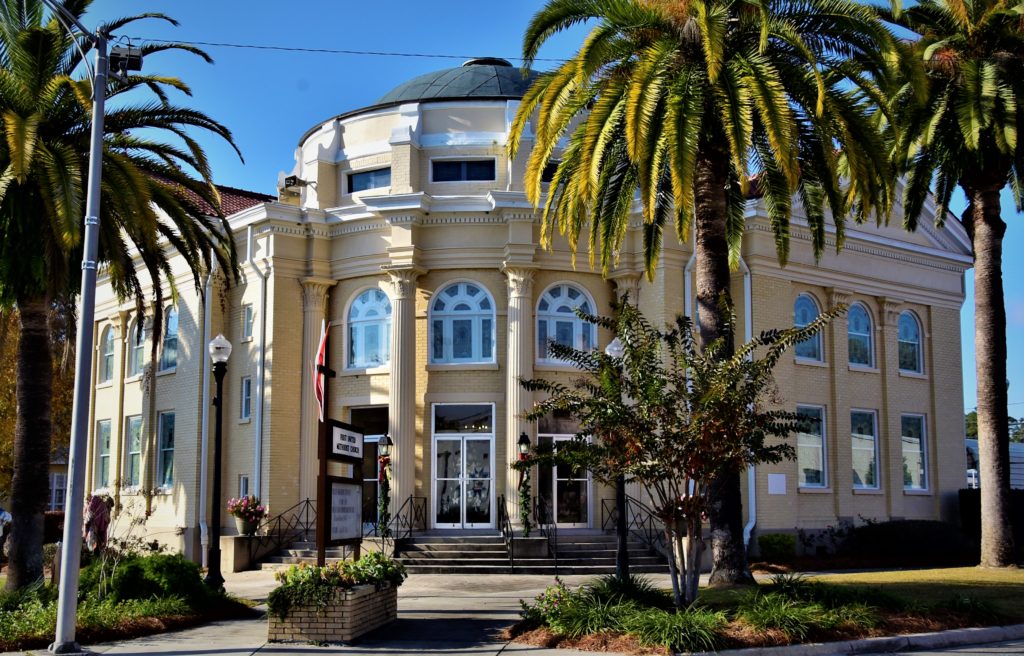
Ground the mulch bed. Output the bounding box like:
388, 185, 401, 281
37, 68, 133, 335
0, 599, 259, 653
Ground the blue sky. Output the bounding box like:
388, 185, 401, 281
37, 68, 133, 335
86, 0, 1023, 418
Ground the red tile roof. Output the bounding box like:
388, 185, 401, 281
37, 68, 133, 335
174, 182, 274, 217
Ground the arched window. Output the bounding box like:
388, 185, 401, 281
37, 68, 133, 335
348, 289, 392, 369
127, 319, 145, 377
537, 283, 596, 362
794, 294, 822, 361
429, 282, 495, 364
99, 327, 114, 383
847, 303, 874, 367
898, 311, 922, 373
159, 307, 178, 371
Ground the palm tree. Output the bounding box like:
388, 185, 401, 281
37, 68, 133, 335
510, 0, 897, 584
882, 0, 1023, 568
0, 0, 240, 590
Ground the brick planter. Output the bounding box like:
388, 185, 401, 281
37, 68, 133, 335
267, 583, 398, 644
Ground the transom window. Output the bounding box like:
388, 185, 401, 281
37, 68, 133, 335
797, 406, 827, 488
159, 307, 178, 371
901, 414, 928, 491
348, 167, 391, 193
851, 410, 879, 490
432, 159, 496, 182
537, 283, 596, 363
794, 294, 822, 361
898, 311, 923, 373
430, 282, 495, 364
847, 303, 874, 367
127, 319, 145, 377
348, 289, 392, 369
100, 327, 114, 383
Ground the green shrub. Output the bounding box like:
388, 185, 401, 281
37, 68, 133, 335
737, 592, 829, 640
549, 598, 637, 638
138, 554, 209, 604
520, 577, 576, 624
839, 520, 977, 566
620, 607, 726, 652
584, 574, 674, 609
938, 594, 1001, 623
758, 533, 796, 563
764, 573, 907, 612
107, 559, 162, 602
267, 553, 408, 619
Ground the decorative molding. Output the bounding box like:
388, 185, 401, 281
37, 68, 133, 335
327, 221, 389, 237
502, 266, 536, 298
610, 272, 642, 302
383, 267, 423, 300
878, 297, 904, 326
301, 277, 336, 313
826, 287, 853, 307
422, 215, 505, 226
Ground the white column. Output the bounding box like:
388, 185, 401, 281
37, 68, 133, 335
503, 266, 535, 524
299, 277, 335, 504
386, 267, 421, 508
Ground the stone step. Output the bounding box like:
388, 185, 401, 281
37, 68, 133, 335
402, 563, 668, 575
398, 550, 509, 559
401, 542, 506, 552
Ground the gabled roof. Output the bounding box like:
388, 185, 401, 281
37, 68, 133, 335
175, 183, 274, 217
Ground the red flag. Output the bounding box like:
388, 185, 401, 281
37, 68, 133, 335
314, 319, 327, 422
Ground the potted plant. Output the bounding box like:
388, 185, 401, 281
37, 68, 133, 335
227, 495, 267, 536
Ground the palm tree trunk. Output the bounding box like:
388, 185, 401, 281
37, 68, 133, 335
967, 186, 1016, 567
693, 138, 755, 586
5, 296, 53, 591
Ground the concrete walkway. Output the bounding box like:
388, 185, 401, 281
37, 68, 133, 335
6, 570, 1024, 655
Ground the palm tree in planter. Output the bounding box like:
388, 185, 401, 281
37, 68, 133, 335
881, 0, 1023, 567
0, 0, 240, 590
510, 0, 898, 584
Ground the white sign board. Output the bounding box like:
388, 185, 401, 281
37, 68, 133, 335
330, 481, 362, 541
332, 425, 363, 460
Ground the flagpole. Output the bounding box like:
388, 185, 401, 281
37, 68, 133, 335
314, 320, 333, 567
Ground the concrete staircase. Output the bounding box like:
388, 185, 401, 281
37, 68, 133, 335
396, 532, 667, 575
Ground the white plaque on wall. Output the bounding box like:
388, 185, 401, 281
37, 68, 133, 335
329, 481, 362, 541
767, 473, 787, 495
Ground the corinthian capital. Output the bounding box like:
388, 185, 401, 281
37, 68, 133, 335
383, 266, 422, 300
503, 266, 536, 299
301, 277, 336, 313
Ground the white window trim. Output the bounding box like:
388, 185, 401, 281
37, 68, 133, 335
900, 413, 929, 492
240, 376, 253, 422
897, 311, 924, 374
346, 287, 393, 370
429, 156, 498, 183
124, 416, 143, 489
794, 293, 824, 363
156, 411, 175, 490
347, 166, 392, 194
99, 326, 115, 383
158, 307, 178, 372
847, 303, 874, 368
428, 281, 496, 365
241, 304, 255, 342
49, 472, 67, 512
430, 402, 497, 530
536, 282, 597, 365
126, 319, 145, 378
850, 408, 880, 490
95, 419, 112, 490
238, 474, 250, 498
796, 404, 828, 489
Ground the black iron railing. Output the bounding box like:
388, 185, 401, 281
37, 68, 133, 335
534, 495, 558, 574
497, 494, 516, 570
601, 494, 668, 557
363, 495, 427, 558
247, 498, 316, 563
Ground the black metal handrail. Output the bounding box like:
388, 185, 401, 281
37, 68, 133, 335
601, 494, 668, 557
534, 495, 558, 574
247, 497, 316, 563
363, 495, 427, 540
497, 494, 515, 570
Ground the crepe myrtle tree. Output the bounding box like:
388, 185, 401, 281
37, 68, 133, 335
517, 300, 840, 607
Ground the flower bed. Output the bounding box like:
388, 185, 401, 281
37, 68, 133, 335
266, 552, 407, 644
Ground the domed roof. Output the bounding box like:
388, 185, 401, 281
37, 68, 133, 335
377, 57, 539, 104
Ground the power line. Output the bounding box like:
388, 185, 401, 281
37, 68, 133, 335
129, 37, 568, 63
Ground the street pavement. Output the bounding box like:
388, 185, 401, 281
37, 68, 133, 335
4, 570, 1023, 655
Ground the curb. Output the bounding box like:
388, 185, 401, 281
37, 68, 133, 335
687, 623, 1024, 655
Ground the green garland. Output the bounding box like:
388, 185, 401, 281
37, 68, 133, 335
519, 466, 533, 537
377, 455, 391, 538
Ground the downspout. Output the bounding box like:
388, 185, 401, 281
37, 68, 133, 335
739, 258, 756, 548
199, 257, 218, 568
247, 225, 270, 500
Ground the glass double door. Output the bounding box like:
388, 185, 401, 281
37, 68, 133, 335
539, 434, 590, 528
433, 435, 494, 528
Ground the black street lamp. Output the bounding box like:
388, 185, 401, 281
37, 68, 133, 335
518, 431, 531, 457
204, 333, 232, 590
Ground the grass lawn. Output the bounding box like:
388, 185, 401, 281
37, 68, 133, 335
810, 567, 1024, 622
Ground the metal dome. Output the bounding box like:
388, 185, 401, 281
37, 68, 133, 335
377, 57, 539, 104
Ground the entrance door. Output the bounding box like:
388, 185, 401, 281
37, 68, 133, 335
432, 404, 495, 529
540, 433, 589, 528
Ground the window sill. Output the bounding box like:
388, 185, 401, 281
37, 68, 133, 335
342, 365, 390, 377
848, 365, 879, 374
153, 486, 172, 496
534, 362, 582, 373
795, 358, 827, 368
898, 370, 927, 380
95, 381, 113, 390
427, 362, 499, 372
240, 336, 253, 343
852, 487, 883, 495
92, 486, 112, 497
120, 486, 142, 496
798, 486, 832, 494
124, 374, 143, 384
903, 489, 931, 496
156, 367, 176, 377
238, 417, 252, 425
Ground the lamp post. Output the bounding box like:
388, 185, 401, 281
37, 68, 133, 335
604, 337, 630, 582
45, 1, 141, 651
377, 433, 393, 549
204, 334, 232, 590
